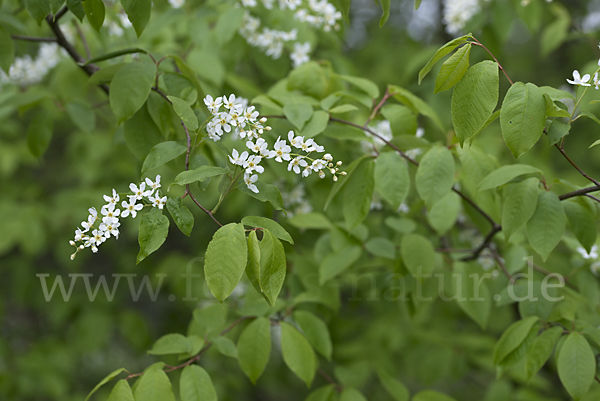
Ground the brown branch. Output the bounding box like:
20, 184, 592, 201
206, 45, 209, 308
364, 87, 397, 127
11, 35, 57, 43
558, 185, 600, 200
45, 13, 109, 95
125, 316, 252, 381
471, 38, 514, 85
460, 225, 502, 262
554, 144, 600, 187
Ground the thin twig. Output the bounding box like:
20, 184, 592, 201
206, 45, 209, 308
364, 88, 397, 127
317, 368, 343, 393
471, 38, 514, 85
74, 23, 92, 60
460, 225, 502, 262
11, 35, 57, 43
558, 185, 600, 200
554, 144, 600, 187
490, 248, 513, 282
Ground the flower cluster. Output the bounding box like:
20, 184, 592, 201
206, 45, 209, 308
239, 11, 299, 60
0, 43, 64, 89
442, 0, 481, 35
69, 176, 164, 260
229, 130, 345, 193
238, 0, 341, 66
204, 94, 267, 142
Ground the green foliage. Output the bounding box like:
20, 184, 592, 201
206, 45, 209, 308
557, 332, 596, 400
137, 208, 170, 264
237, 317, 271, 384
280, 322, 317, 387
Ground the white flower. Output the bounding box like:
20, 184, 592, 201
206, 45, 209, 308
242, 0, 257, 6
247, 138, 270, 156
103, 189, 119, 205
244, 173, 259, 193
245, 155, 264, 174
244, 106, 260, 122
311, 159, 326, 171
288, 157, 308, 174
323, 153, 333, 162
74, 228, 86, 241
204, 95, 223, 114
121, 199, 144, 218
594, 73, 600, 90
288, 131, 304, 148
91, 229, 107, 246
100, 219, 121, 239
150, 194, 167, 209
291, 42, 311, 68
145, 175, 161, 196
168, 0, 185, 8
272, 136, 292, 162
229, 104, 246, 127
101, 203, 121, 219
229, 149, 249, 166
214, 112, 233, 134
129, 182, 147, 201
577, 245, 599, 259
223, 94, 237, 110
567, 70, 591, 86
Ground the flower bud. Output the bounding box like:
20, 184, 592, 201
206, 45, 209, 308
336, 161, 343, 166
79, 245, 84, 250
340, 171, 347, 176
318, 170, 325, 178
265, 126, 272, 131
260, 117, 267, 123
333, 176, 338, 182
70, 253, 76, 260
69, 240, 75, 246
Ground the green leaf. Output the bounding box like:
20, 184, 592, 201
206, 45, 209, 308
67, 0, 85, 21
24, 0, 51, 25
204, 223, 248, 302
85, 369, 127, 401
374, 151, 409, 210
340, 388, 367, 401
174, 166, 229, 186
589, 139, 600, 149
258, 230, 287, 305
493, 316, 539, 365
242, 216, 294, 244
27, 114, 53, 158
415, 145, 455, 208
180, 365, 217, 401
281, 322, 317, 387
215, 6, 245, 46
329, 104, 359, 114
324, 155, 372, 210
540, 85, 574, 101
319, 245, 362, 284
343, 158, 374, 229
379, 0, 390, 26
120, 0, 151, 37
477, 164, 542, 191
400, 234, 435, 275
288, 213, 332, 230
547, 119, 571, 146
418, 34, 473, 84
137, 208, 170, 264
557, 332, 596, 400
434, 44, 471, 94
451, 60, 499, 145
0, 26, 14, 74
142, 141, 187, 175
305, 385, 336, 401
293, 311, 332, 361
167, 96, 198, 131
580, 109, 600, 126
540, 11, 570, 57
300, 110, 330, 138
526, 326, 563, 380
237, 317, 271, 384
106, 380, 134, 401
246, 230, 262, 300
82, 0, 105, 32
413, 390, 457, 401
453, 263, 491, 329
381, 104, 417, 136
426, 191, 461, 235
564, 201, 597, 252
526, 191, 566, 261
238, 181, 285, 211
65, 100, 96, 133
124, 104, 164, 160
500, 82, 546, 158
212, 336, 238, 359
338, 75, 380, 98
110, 62, 156, 124
166, 198, 194, 237
389, 85, 444, 131
365, 237, 396, 259
133, 367, 176, 401
284, 103, 313, 131
148, 333, 191, 355
501, 177, 539, 241
377, 369, 410, 401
